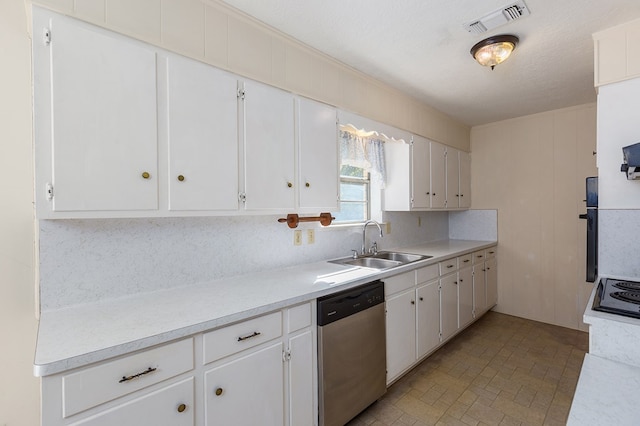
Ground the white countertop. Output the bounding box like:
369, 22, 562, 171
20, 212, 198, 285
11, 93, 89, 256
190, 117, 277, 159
34, 239, 495, 376
568, 354, 640, 426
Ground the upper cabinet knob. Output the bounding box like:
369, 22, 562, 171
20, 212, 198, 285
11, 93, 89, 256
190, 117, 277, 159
287, 182, 293, 188
215, 387, 224, 396
305, 182, 310, 188
177, 175, 185, 182
177, 403, 187, 413
141, 171, 150, 179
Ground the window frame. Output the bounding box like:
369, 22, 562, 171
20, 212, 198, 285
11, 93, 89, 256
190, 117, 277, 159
334, 168, 371, 224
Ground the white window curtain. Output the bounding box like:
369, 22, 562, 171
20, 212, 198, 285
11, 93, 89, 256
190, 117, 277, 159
339, 128, 387, 188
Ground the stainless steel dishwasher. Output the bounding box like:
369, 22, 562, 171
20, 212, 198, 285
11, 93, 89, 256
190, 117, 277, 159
317, 280, 386, 426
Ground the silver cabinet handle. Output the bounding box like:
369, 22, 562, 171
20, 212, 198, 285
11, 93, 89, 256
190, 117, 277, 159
119, 367, 157, 383
237, 331, 261, 342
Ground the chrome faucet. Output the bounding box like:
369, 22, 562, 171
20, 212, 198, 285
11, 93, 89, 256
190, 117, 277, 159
361, 220, 383, 255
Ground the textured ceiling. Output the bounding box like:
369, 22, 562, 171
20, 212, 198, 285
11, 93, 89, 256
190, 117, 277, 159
219, 0, 640, 126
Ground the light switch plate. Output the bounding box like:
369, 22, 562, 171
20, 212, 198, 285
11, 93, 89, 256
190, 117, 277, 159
307, 229, 315, 244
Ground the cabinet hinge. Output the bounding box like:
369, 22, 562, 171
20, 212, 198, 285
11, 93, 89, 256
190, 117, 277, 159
238, 192, 246, 203
282, 350, 291, 362
43, 28, 51, 45
409, 136, 414, 145
237, 88, 245, 100
46, 183, 54, 201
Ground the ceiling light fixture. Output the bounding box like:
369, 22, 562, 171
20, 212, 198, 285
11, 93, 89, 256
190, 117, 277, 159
470, 35, 519, 70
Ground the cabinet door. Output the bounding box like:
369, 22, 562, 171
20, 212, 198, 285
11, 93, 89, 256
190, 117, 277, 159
73, 378, 194, 426
205, 342, 284, 426
288, 330, 315, 426
298, 98, 338, 211
458, 267, 474, 328
473, 264, 487, 317
412, 136, 431, 209
430, 142, 446, 208
416, 280, 440, 359
486, 257, 498, 308
48, 13, 158, 212
243, 81, 295, 210
166, 54, 239, 211
440, 274, 458, 342
385, 289, 416, 383
446, 147, 460, 208
458, 151, 471, 208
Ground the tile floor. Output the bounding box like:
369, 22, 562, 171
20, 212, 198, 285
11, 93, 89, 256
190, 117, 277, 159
348, 312, 589, 426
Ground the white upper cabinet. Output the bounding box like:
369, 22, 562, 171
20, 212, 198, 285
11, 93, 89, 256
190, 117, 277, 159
297, 97, 338, 211
383, 135, 430, 211
446, 147, 460, 208
430, 142, 447, 209
164, 54, 239, 211
34, 9, 158, 215
458, 151, 471, 208
242, 80, 296, 211
412, 136, 431, 209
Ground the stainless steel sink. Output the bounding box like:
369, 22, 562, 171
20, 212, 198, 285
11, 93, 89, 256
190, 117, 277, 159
372, 251, 429, 263
329, 251, 432, 270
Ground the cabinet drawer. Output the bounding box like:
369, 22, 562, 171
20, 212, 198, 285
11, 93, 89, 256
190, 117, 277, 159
383, 271, 415, 296
459, 254, 472, 268
63, 338, 194, 417
416, 264, 439, 284
485, 247, 497, 259
288, 302, 312, 333
439, 258, 458, 275
472, 250, 485, 264
203, 311, 282, 364
72, 377, 194, 426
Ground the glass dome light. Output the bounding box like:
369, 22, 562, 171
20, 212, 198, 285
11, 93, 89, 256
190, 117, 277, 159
470, 35, 519, 70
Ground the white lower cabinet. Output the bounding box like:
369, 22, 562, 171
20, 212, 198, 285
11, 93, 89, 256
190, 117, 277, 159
458, 266, 474, 328
416, 280, 440, 359
41, 304, 316, 426
440, 273, 459, 342
72, 378, 194, 426
486, 256, 498, 308
204, 342, 284, 425
384, 247, 498, 385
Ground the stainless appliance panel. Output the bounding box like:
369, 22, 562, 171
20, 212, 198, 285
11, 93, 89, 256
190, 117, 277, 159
318, 283, 386, 426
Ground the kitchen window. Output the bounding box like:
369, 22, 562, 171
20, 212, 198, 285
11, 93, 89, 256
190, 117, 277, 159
333, 125, 386, 224
334, 165, 371, 223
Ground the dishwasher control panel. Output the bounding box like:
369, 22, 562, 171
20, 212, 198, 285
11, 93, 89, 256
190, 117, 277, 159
317, 280, 384, 326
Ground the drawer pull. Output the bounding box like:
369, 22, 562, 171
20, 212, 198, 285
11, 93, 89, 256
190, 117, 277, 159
463, 259, 470, 263
118, 367, 157, 383
215, 387, 224, 396
477, 255, 483, 258
489, 251, 495, 254
447, 265, 454, 269
237, 331, 261, 342
177, 403, 187, 413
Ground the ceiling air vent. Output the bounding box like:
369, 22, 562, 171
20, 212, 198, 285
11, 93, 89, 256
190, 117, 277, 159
463, 0, 530, 34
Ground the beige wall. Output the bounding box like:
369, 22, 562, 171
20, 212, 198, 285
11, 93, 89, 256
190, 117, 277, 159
0, 0, 40, 424
471, 104, 597, 331
30, 0, 470, 151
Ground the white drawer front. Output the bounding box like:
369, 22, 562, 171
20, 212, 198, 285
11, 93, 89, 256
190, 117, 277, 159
63, 338, 194, 417
439, 258, 458, 275
203, 311, 282, 365
383, 270, 415, 296
472, 250, 485, 264
288, 302, 312, 333
416, 264, 439, 284
459, 254, 473, 268
486, 247, 497, 259
71, 377, 194, 426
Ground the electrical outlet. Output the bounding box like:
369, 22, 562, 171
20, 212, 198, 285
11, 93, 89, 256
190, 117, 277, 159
386, 222, 391, 234
307, 229, 315, 244
294, 230, 302, 246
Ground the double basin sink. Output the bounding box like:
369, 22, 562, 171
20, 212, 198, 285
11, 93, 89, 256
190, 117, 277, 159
329, 251, 432, 270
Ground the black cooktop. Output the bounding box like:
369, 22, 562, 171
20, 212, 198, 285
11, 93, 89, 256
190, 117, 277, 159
593, 278, 640, 319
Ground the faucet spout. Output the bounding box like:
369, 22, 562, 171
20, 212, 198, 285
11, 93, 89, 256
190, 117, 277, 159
362, 220, 383, 255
